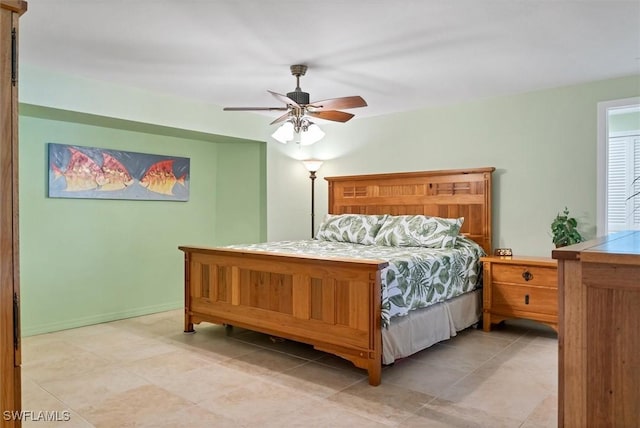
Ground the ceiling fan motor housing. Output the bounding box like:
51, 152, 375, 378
287, 64, 310, 105
286, 90, 310, 105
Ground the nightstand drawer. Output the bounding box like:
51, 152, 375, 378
492, 283, 557, 315
491, 264, 557, 287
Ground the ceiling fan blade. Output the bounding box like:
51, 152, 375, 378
268, 90, 300, 108
223, 107, 288, 111
307, 110, 355, 123
308, 96, 367, 111
270, 112, 291, 125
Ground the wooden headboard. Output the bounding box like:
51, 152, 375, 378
325, 167, 495, 254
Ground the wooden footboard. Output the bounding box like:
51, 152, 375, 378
179, 246, 389, 386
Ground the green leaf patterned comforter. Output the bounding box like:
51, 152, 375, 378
227, 237, 485, 328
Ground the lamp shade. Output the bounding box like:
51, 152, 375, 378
298, 124, 325, 146
271, 121, 294, 144
302, 160, 323, 172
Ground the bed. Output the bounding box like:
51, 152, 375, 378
179, 167, 494, 385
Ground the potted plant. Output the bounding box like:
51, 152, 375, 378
551, 207, 584, 248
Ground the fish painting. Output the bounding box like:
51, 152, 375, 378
139, 160, 186, 195
98, 153, 134, 191
51, 148, 103, 191
48, 143, 190, 201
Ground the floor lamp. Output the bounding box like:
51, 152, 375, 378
302, 160, 323, 238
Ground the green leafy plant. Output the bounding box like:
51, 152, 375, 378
551, 207, 583, 248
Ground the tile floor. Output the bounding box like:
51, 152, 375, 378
21, 310, 558, 427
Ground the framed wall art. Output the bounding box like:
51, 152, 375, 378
48, 143, 190, 201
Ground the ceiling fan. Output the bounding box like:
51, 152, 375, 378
223, 64, 367, 144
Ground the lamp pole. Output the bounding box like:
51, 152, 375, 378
302, 160, 323, 239
309, 169, 317, 239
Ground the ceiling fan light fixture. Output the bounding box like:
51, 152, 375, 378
226, 64, 366, 146
271, 121, 294, 144
298, 123, 325, 146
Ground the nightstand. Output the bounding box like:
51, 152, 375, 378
481, 255, 558, 332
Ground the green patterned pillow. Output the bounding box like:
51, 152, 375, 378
374, 215, 464, 248
315, 214, 388, 245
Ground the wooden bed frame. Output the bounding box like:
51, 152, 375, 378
179, 167, 494, 385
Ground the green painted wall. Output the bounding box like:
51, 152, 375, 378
19, 105, 265, 335
214, 142, 267, 245
269, 74, 640, 256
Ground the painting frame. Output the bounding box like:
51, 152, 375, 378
48, 143, 190, 201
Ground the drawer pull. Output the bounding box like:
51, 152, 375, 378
525, 294, 530, 304
522, 270, 533, 281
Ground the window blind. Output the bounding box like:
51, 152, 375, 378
608, 135, 640, 231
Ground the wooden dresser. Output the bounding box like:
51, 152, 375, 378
553, 231, 640, 428
481, 255, 558, 332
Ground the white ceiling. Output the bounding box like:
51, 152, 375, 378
19, 0, 640, 121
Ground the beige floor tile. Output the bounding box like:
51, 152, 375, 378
141, 404, 243, 428
150, 363, 260, 403
474, 341, 558, 388
438, 365, 554, 421
111, 316, 185, 339
21, 337, 89, 366
63, 327, 149, 353
51, 322, 126, 341
261, 400, 390, 428
79, 384, 193, 427
18, 310, 560, 427
521, 395, 558, 428
233, 330, 327, 360
37, 366, 151, 411
22, 378, 56, 407
21, 378, 93, 428
22, 348, 113, 384
270, 361, 365, 398
313, 352, 373, 375
407, 340, 499, 372
197, 379, 316, 426
112, 338, 183, 363
165, 328, 259, 362
401, 397, 523, 428
217, 348, 308, 377
328, 379, 434, 425
444, 327, 520, 354
381, 358, 470, 396
58, 320, 140, 337
121, 349, 219, 382
483, 319, 535, 339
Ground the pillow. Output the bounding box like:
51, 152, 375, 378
315, 214, 388, 245
374, 215, 464, 248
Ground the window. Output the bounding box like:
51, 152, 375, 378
607, 133, 640, 232
597, 97, 640, 235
